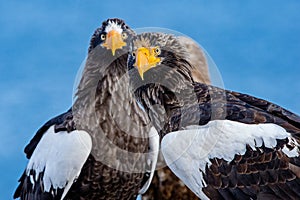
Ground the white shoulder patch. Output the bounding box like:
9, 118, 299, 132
139, 127, 159, 194
161, 120, 293, 199
26, 126, 92, 199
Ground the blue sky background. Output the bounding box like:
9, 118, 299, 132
1, 1, 299, 199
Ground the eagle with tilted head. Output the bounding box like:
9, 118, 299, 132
128, 32, 300, 200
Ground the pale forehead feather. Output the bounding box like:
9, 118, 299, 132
104, 20, 123, 34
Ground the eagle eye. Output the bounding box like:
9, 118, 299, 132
100, 34, 106, 41
153, 47, 161, 56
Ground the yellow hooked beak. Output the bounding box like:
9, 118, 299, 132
133, 47, 161, 80
102, 30, 126, 56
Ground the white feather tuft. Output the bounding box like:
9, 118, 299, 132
105, 20, 123, 34
161, 120, 292, 199
26, 126, 92, 199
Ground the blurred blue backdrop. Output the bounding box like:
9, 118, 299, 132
1, 0, 299, 199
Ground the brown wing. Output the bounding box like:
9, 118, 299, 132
230, 91, 300, 130
202, 142, 300, 199
164, 82, 300, 135
163, 82, 300, 199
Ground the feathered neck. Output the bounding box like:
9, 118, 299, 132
72, 47, 130, 130
129, 57, 196, 132
77, 47, 127, 95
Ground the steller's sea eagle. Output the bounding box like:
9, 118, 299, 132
128, 32, 300, 200
14, 18, 159, 200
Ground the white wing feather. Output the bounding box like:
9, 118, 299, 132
138, 127, 160, 194
161, 120, 294, 199
26, 126, 92, 199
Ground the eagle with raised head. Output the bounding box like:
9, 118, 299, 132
14, 19, 159, 200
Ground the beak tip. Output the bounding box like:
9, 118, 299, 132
137, 69, 144, 80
